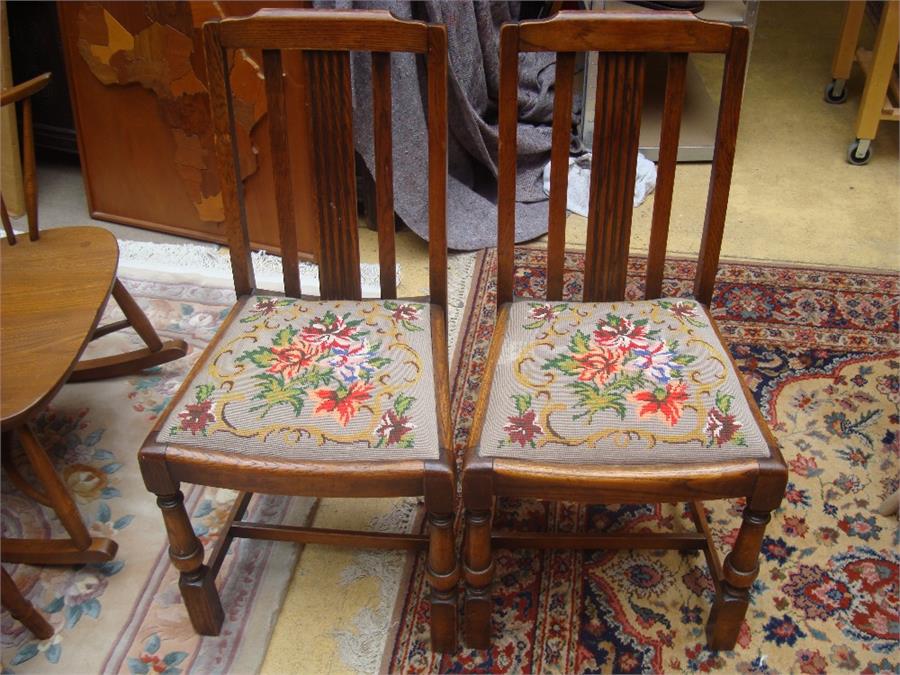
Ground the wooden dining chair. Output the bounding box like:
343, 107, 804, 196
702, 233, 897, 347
462, 11, 787, 651
137, 9, 458, 651
0, 73, 188, 381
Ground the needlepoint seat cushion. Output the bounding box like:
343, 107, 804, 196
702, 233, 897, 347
478, 299, 771, 464
158, 296, 439, 461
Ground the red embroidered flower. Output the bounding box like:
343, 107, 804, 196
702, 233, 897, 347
177, 400, 214, 435
635, 382, 688, 425
252, 298, 281, 315
314, 382, 373, 426
593, 316, 649, 351
573, 347, 623, 385
376, 409, 415, 445
504, 410, 543, 447
390, 304, 420, 323
528, 303, 558, 322
705, 408, 742, 446
669, 301, 699, 321
301, 314, 356, 351
267, 340, 323, 380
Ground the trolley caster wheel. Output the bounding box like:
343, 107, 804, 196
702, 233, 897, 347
824, 79, 848, 104
847, 139, 872, 165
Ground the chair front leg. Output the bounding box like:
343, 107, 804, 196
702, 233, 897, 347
463, 508, 494, 650
155, 489, 224, 635
706, 506, 773, 650
426, 510, 459, 653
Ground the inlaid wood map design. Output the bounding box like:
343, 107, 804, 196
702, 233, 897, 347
75, 2, 265, 223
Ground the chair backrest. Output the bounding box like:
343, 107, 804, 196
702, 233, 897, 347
203, 9, 448, 310
1, 72, 52, 245
497, 11, 749, 307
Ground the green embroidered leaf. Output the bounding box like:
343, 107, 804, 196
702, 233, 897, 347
523, 320, 546, 330
237, 347, 275, 369
297, 365, 333, 389
383, 301, 399, 311
734, 432, 747, 447
402, 320, 424, 333
321, 310, 338, 325
605, 370, 647, 394
394, 393, 415, 416
673, 354, 697, 366
544, 354, 579, 376
368, 356, 392, 370
569, 381, 627, 421
195, 384, 216, 402
249, 374, 305, 416
512, 394, 531, 415
716, 391, 734, 413
569, 330, 592, 355
274, 326, 298, 347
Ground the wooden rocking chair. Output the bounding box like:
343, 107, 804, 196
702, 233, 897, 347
0, 72, 186, 634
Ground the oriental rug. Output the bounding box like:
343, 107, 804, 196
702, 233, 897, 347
384, 247, 899, 675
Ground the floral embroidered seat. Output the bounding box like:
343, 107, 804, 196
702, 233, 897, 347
478, 298, 769, 464
158, 296, 439, 461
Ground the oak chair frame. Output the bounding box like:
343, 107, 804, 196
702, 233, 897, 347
137, 10, 458, 651
462, 11, 787, 651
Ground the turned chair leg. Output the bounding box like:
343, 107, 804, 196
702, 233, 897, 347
426, 510, 459, 652
1, 567, 53, 639
155, 489, 224, 635
706, 506, 774, 650
463, 509, 494, 649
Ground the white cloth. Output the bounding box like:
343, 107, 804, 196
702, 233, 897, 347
542, 152, 657, 216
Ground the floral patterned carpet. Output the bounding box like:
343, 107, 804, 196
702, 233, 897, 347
385, 248, 899, 674
1, 274, 315, 674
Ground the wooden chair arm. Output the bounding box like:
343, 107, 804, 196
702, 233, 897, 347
0, 72, 51, 108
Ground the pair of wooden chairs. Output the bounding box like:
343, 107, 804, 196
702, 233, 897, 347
139, 9, 786, 654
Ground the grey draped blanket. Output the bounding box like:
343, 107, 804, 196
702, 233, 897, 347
317, 1, 578, 250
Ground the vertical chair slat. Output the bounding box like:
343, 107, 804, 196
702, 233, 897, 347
305, 49, 361, 301
583, 52, 645, 303
496, 24, 520, 307
695, 27, 749, 306
546, 51, 575, 302
427, 26, 448, 314
372, 52, 397, 300
203, 23, 255, 297
21, 97, 38, 241
645, 52, 687, 300
262, 49, 301, 299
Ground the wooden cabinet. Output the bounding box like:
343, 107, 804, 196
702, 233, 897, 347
58, 1, 318, 259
